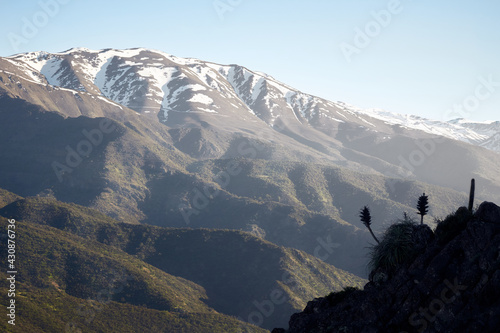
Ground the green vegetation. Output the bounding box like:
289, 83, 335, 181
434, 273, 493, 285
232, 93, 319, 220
0, 196, 132, 248
368, 219, 422, 273
0, 96, 191, 223
0, 217, 212, 313
365, 193, 427, 274
366, 184, 476, 276
0, 188, 21, 209
0, 217, 267, 333
0, 282, 263, 333
0, 195, 366, 330
185, 158, 466, 231
0, 96, 469, 230
0, 96, 473, 280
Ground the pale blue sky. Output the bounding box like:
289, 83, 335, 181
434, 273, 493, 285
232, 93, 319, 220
2, 0, 500, 121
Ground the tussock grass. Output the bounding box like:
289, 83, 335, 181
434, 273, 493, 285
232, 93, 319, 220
369, 218, 421, 272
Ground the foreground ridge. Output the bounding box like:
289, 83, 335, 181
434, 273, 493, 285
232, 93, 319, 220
274, 201, 500, 333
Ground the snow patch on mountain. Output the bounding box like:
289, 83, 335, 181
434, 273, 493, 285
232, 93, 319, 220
356, 108, 499, 151
137, 66, 178, 102
4, 47, 499, 152
187, 94, 213, 105
27, 57, 64, 86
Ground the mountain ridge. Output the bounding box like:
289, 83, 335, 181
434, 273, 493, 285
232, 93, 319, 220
2, 47, 500, 332
4, 47, 499, 153
0, 192, 366, 330
3, 48, 500, 205
273, 201, 500, 333
2, 52, 499, 279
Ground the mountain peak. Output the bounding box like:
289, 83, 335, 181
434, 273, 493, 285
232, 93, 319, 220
59, 47, 96, 54
2, 47, 500, 152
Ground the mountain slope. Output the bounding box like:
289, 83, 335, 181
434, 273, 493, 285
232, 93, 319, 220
0, 94, 488, 278
0, 188, 21, 209
0, 215, 267, 333
1, 48, 499, 331
4, 48, 499, 154
1, 48, 499, 274
2, 49, 499, 201
0, 95, 193, 222
0, 195, 366, 330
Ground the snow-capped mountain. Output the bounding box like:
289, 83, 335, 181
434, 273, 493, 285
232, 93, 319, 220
2, 47, 500, 232
5, 48, 357, 125
355, 108, 500, 152
1, 47, 499, 152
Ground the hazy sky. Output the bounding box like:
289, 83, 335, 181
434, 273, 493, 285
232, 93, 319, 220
2, 0, 500, 121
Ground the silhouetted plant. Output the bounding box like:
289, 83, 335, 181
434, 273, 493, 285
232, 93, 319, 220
368, 220, 420, 273
359, 206, 379, 244
402, 211, 411, 222
416, 193, 429, 224
468, 178, 475, 212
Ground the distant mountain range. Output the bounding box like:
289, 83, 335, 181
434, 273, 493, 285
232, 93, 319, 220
1, 47, 499, 331
4, 47, 500, 152
356, 108, 500, 153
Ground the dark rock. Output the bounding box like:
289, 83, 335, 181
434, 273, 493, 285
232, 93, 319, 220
271, 329, 286, 333
475, 201, 500, 224
275, 202, 500, 333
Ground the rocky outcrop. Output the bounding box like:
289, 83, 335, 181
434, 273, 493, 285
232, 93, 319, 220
274, 202, 500, 333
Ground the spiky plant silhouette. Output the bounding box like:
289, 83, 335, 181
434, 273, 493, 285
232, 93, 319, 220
468, 178, 475, 212
416, 193, 429, 225
359, 206, 379, 244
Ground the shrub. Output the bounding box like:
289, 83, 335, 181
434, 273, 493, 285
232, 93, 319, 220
368, 219, 421, 273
